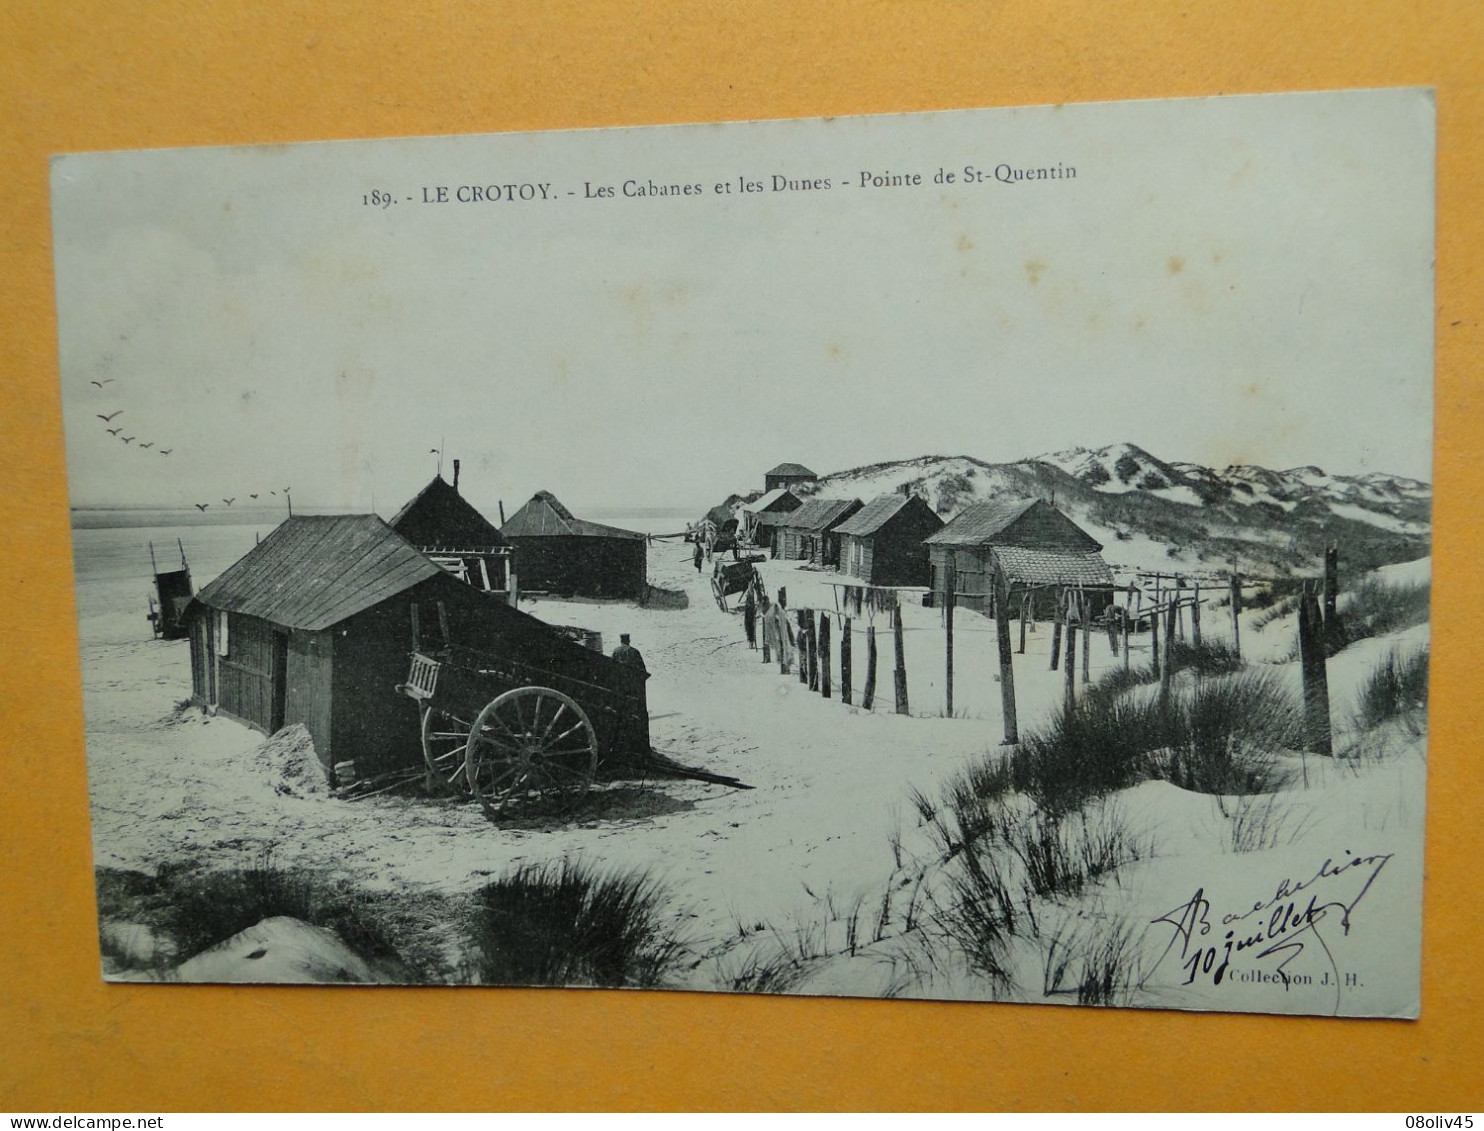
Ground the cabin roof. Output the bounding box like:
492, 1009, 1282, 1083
781, 497, 862, 532
992, 546, 1115, 587
501, 490, 646, 540
766, 462, 817, 478
834, 493, 939, 538
923, 497, 1101, 551
740, 487, 801, 514
194, 514, 443, 631
389, 475, 507, 548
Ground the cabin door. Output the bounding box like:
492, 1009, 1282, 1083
271, 631, 289, 732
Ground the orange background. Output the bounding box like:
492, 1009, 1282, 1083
3, 1, 1480, 1112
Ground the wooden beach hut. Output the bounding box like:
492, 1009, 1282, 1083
924, 498, 1113, 614
834, 493, 944, 587
737, 487, 803, 549
389, 460, 512, 597
764, 462, 818, 493
777, 497, 863, 565
501, 490, 648, 599
185, 514, 643, 780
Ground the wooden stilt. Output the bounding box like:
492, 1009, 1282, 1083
944, 566, 956, 718
841, 616, 853, 706
893, 602, 909, 715
995, 565, 1018, 743
1299, 588, 1333, 754
819, 613, 832, 699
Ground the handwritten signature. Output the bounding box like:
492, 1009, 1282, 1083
1143, 850, 1392, 1003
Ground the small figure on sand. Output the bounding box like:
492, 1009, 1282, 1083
693, 540, 704, 572
612, 633, 647, 671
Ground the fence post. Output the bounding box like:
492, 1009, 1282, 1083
863, 623, 878, 710
1150, 590, 1161, 680
1081, 591, 1091, 685
1159, 602, 1176, 710
1323, 546, 1343, 655
1298, 588, 1334, 755
1050, 597, 1064, 671
760, 601, 772, 664
1121, 603, 1130, 671
1191, 582, 1202, 648
893, 602, 909, 715
841, 615, 853, 706
777, 590, 791, 675
798, 610, 810, 686
995, 566, 1019, 744
1063, 590, 1077, 715
1229, 571, 1242, 661
945, 566, 956, 718
1018, 593, 1028, 654
819, 613, 832, 699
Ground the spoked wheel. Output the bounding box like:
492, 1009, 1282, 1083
464, 686, 598, 819
421, 705, 478, 793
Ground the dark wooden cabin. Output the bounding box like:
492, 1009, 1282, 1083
186, 514, 648, 780
389, 461, 512, 596
924, 497, 1114, 615
764, 462, 818, 493
737, 487, 803, 549
834, 493, 944, 587
500, 490, 648, 599
777, 497, 863, 565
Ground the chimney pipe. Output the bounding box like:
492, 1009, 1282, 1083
452, 459, 461, 493
498, 499, 506, 524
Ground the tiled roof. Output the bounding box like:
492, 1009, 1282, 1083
195, 515, 442, 630
992, 546, 1114, 587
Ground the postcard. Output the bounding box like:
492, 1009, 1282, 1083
53, 88, 1433, 1015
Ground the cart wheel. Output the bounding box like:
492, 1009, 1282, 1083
465, 686, 598, 818
421, 705, 478, 793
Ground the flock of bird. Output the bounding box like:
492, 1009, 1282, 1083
91, 373, 290, 516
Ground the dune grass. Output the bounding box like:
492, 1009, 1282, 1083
1333, 578, 1430, 648
1355, 645, 1429, 731
464, 859, 688, 988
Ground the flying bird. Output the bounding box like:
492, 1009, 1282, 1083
139, 442, 154, 450
249, 494, 259, 500
222, 498, 235, 507
90, 379, 114, 389
96, 411, 122, 422
106, 427, 121, 436
120, 435, 135, 444
270, 490, 277, 496
194, 503, 209, 512
158, 449, 172, 455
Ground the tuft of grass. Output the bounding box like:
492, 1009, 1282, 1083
1041, 915, 1142, 1006
464, 859, 688, 988
1154, 670, 1301, 796
1332, 578, 1430, 648
96, 857, 449, 981
1218, 792, 1314, 854
1168, 637, 1245, 676
1355, 645, 1429, 731
1006, 693, 1166, 814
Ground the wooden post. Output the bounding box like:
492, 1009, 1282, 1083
944, 566, 956, 718
892, 602, 909, 715
819, 613, 832, 699
1323, 546, 1341, 654
1150, 591, 1161, 680
863, 624, 878, 710
1050, 598, 1064, 671
841, 615, 853, 705
995, 565, 1018, 743
1080, 591, 1091, 685
1191, 582, 1202, 648
1018, 593, 1028, 654
777, 591, 790, 675
760, 601, 772, 664
1229, 571, 1242, 661
1121, 604, 1130, 671
1298, 588, 1333, 754
1063, 591, 1077, 715
1159, 602, 1176, 709
798, 611, 810, 686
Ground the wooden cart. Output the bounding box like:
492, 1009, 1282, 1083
398, 642, 655, 818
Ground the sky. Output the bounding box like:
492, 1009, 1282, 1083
53, 88, 1435, 520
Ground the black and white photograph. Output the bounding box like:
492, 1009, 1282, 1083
55, 87, 1433, 1016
